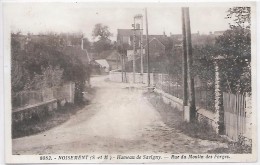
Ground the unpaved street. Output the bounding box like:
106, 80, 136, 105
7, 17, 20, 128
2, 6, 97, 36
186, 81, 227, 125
13, 76, 227, 155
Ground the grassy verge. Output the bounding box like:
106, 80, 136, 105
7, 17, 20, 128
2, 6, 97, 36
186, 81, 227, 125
144, 91, 252, 154
145, 92, 224, 141
208, 141, 252, 154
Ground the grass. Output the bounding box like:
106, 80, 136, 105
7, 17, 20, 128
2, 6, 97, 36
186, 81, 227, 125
176, 121, 226, 142
145, 91, 224, 141
144, 91, 252, 154
208, 141, 252, 154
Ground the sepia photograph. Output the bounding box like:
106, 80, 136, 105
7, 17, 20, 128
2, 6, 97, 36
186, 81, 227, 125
2, 1, 257, 163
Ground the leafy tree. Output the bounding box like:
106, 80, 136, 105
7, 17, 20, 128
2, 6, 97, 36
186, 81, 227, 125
91, 23, 113, 54
117, 42, 131, 55
93, 39, 112, 54
11, 33, 91, 104
192, 7, 251, 94
226, 7, 251, 29
92, 23, 112, 40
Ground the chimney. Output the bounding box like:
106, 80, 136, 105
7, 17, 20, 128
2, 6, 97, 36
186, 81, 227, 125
81, 38, 84, 50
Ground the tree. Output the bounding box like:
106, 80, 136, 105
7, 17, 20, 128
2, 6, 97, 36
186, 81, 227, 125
92, 23, 112, 40
192, 7, 251, 94
92, 23, 113, 54
83, 38, 91, 50
11, 33, 92, 104
226, 7, 251, 29
93, 39, 112, 54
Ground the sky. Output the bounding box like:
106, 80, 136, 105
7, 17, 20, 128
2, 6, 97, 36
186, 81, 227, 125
4, 2, 235, 41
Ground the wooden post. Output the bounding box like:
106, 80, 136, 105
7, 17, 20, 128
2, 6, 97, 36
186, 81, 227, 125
145, 8, 150, 86
121, 54, 123, 82
182, 8, 188, 106
184, 7, 196, 122
140, 15, 144, 76
133, 18, 136, 83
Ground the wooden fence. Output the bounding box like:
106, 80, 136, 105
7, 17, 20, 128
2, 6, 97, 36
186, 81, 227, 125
223, 92, 247, 141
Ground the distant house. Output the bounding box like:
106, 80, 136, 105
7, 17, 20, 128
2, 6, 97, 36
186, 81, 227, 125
117, 29, 142, 48
126, 49, 145, 61
214, 31, 225, 36
94, 50, 121, 71
95, 59, 110, 72
144, 37, 166, 58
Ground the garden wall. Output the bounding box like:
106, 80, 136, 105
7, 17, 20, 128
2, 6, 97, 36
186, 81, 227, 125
12, 82, 75, 123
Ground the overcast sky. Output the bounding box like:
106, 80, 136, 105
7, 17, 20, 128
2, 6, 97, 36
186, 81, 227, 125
4, 3, 235, 41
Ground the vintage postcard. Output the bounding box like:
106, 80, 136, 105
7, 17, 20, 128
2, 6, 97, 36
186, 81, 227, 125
3, 0, 257, 163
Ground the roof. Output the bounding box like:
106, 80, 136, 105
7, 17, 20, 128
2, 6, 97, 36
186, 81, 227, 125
144, 37, 166, 48
117, 29, 133, 36
117, 29, 142, 37
95, 59, 110, 68
143, 35, 168, 47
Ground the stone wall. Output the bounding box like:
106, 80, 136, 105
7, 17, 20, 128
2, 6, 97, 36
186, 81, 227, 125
12, 82, 75, 123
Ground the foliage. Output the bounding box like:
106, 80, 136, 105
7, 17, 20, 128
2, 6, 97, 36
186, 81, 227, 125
24, 66, 63, 90
192, 7, 251, 94
11, 33, 91, 101
92, 23, 112, 40
11, 37, 29, 93
91, 23, 113, 54
226, 7, 251, 29
215, 27, 251, 58
117, 42, 131, 55
93, 39, 112, 54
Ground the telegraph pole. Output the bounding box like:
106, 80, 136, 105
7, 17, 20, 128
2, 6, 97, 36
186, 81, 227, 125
140, 15, 144, 76
145, 8, 150, 86
121, 54, 123, 82
132, 18, 136, 83
182, 8, 188, 107
184, 7, 196, 122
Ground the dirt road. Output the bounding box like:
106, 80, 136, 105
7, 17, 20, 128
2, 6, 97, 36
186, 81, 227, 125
12, 76, 227, 154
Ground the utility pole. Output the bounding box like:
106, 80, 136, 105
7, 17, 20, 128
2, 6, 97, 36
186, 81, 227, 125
121, 54, 124, 82
140, 15, 144, 76
145, 8, 150, 86
181, 8, 188, 107
132, 18, 136, 83
184, 7, 196, 122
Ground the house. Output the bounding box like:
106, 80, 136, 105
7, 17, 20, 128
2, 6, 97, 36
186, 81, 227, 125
95, 59, 110, 72
126, 49, 145, 61
94, 50, 122, 71
117, 29, 143, 48
106, 50, 122, 70
214, 30, 225, 36
144, 37, 166, 58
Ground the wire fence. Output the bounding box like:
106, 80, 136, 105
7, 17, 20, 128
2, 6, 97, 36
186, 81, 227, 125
153, 73, 183, 99
152, 73, 215, 111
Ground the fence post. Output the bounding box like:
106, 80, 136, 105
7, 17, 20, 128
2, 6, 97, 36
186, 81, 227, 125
214, 60, 224, 134
244, 93, 252, 143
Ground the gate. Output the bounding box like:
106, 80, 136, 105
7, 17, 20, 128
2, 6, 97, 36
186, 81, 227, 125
223, 92, 246, 141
